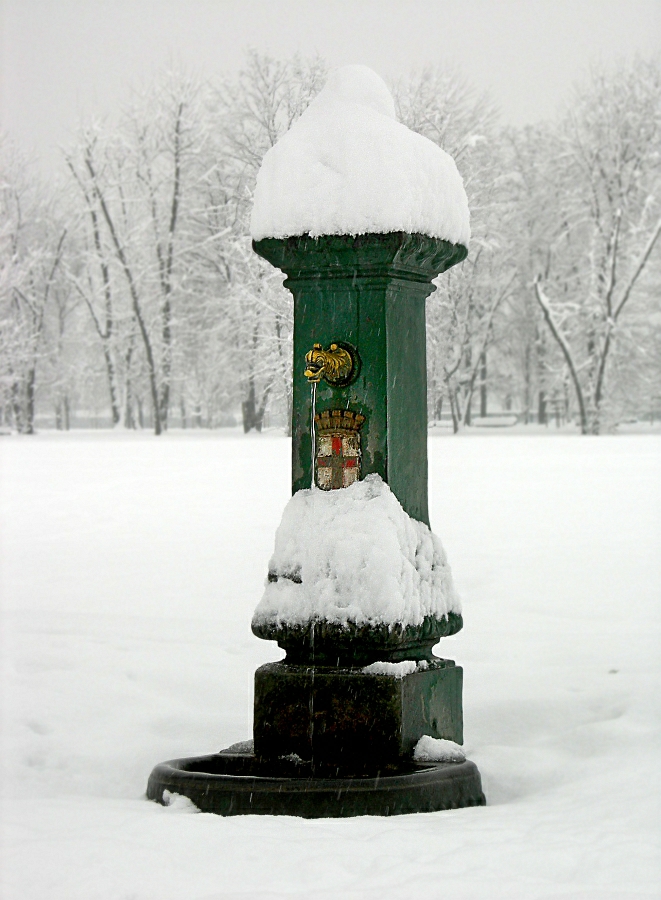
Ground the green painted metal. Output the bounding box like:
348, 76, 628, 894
252, 612, 463, 666
253, 232, 467, 525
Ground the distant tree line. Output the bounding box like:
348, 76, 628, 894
1, 53, 659, 435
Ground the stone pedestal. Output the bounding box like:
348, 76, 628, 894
254, 659, 463, 775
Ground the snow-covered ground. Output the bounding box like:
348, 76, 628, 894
1, 430, 659, 899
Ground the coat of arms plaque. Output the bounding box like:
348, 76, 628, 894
314, 409, 365, 490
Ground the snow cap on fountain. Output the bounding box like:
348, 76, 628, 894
250, 64, 470, 246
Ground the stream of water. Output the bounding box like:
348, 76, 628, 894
310, 381, 317, 489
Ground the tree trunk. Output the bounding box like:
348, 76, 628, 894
479, 351, 487, 418
101, 345, 121, 426
11, 381, 24, 433
86, 156, 162, 434
242, 379, 271, 433
534, 279, 588, 434
463, 345, 472, 426
242, 382, 256, 433
523, 342, 532, 424
538, 390, 547, 426
536, 327, 547, 424
448, 382, 460, 434
284, 387, 293, 437
25, 367, 36, 435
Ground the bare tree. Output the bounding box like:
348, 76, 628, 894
211, 52, 325, 430
396, 66, 515, 429
8, 53, 659, 435
66, 72, 219, 433
0, 141, 69, 433
532, 59, 661, 433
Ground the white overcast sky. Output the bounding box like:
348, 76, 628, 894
1, 0, 660, 172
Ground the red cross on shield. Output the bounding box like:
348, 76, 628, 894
316, 432, 360, 490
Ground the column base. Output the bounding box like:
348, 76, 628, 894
254, 658, 463, 776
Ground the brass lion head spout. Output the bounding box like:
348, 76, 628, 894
304, 342, 358, 387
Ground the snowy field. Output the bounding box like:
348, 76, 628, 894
1, 430, 659, 900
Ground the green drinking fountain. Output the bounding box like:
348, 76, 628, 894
147, 65, 485, 817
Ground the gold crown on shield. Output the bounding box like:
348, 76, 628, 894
314, 409, 365, 436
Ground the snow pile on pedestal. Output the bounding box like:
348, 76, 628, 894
252, 474, 460, 629
250, 65, 470, 246
413, 736, 466, 763
362, 660, 418, 678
